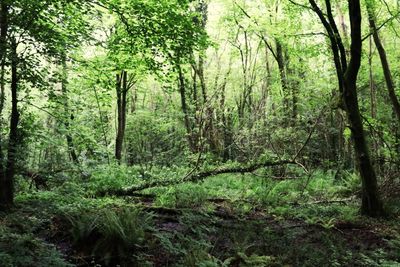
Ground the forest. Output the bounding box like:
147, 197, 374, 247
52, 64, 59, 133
0, 0, 400, 266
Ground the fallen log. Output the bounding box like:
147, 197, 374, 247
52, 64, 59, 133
101, 159, 298, 196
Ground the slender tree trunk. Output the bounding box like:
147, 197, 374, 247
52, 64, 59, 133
260, 46, 271, 115
0, 3, 8, 193
0, 39, 18, 209
368, 37, 377, 120
0, 3, 7, 68
130, 86, 137, 113
343, 0, 383, 217
0, 63, 4, 114
126, 86, 137, 165
367, 4, 400, 123
92, 85, 110, 164
178, 64, 196, 152
219, 62, 232, 161
61, 58, 79, 164
309, 0, 384, 216
368, 35, 380, 174
276, 39, 289, 110
288, 54, 300, 124
115, 70, 128, 163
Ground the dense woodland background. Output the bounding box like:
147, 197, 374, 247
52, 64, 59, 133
0, 0, 400, 266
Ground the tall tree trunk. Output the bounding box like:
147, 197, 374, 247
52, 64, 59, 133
0, 39, 18, 209
366, 3, 400, 123
309, 0, 384, 217
126, 85, 137, 166
276, 39, 289, 110
0, 3, 8, 194
194, 0, 218, 153
178, 64, 196, 152
130, 86, 137, 113
61, 57, 79, 164
343, 0, 383, 217
0, 2, 7, 69
368, 37, 377, 120
368, 35, 380, 174
115, 70, 128, 163
0, 63, 4, 114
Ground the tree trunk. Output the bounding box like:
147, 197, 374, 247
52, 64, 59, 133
367, 3, 400, 123
0, 2, 7, 66
178, 64, 196, 152
130, 85, 137, 113
0, 3, 8, 197
115, 70, 128, 163
276, 39, 289, 110
61, 57, 79, 165
343, 0, 384, 217
309, 0, 384, 217
0, 39, 18, 209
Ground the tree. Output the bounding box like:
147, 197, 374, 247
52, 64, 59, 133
104, 0, 208, 153
366, 0, 400, 123
115, 70, 135, 162
0, 0, 93, 209
308, 0, 384, 216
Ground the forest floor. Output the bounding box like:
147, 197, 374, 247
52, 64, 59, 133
1, 171, 400, 266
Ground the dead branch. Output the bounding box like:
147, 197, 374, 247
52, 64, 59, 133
100, 97, 334, 197
101, 159, 298, 196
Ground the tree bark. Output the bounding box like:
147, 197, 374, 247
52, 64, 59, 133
0, 39, 18, 209
61, 57, 79, 165
0, 3, 8, 192
178, 64, 196, 152
309, 0, 384, 217
343, 0, 384, 217
366, 3, 400, 123
0, 2, 7, 66
276, 39, 289, 109
115, 70, 128, 163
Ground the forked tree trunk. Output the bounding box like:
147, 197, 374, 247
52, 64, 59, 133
309, 0, 384, 217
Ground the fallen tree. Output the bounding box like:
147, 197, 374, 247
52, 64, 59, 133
100, 104, 328, 197
100, 159, 299, 196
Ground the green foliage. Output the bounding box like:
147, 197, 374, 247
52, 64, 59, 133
66, 206, 154, 265
107, 0, 208, 67
2, 0, 400, 265
155, 183, 209, 208
0, 231, 72, 267
86, 164, 141, 194
226, 253, 275, 267
155, 211, 219, 267
125, 110, 187, 167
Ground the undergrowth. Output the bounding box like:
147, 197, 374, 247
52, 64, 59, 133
2, 164, 399, 266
